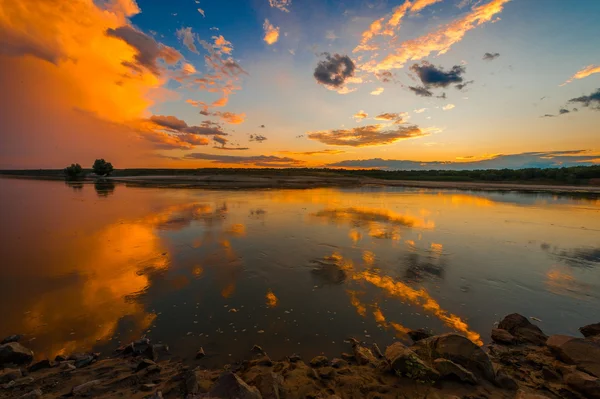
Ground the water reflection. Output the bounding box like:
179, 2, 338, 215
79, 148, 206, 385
542, 244, 600, 269
65, 181, 84, 191
94, 180, 115, 197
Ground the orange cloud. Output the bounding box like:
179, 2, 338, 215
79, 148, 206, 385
361, 0, 511, 72
561, 64, 600, 86
263, 19, 280, 45
370, 87, 385, 95
279, 149, 346, 156
353, 110, 369, 121
411, 0, 443, 12
307, 124, 427, 147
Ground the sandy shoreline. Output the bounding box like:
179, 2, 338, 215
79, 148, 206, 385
1, 314, 599, 398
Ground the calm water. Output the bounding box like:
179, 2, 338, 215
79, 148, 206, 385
1, 178, 599, 365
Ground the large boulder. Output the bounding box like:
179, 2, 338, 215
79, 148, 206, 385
411, 333, 495, 382
498, 314, 547, 345
564, 370, 600, 399
580, 322, 600, 338
408, 329, 432, 343
1, 335, 22, 345
385, 342, 439, 381
353, 344, 377, 366
432, 358, 477, 384
209, 372, 262, 399
0, 368, 22, 384
546, 334, 600, 378
491, 328, 516, 345
0, 342, 34, 366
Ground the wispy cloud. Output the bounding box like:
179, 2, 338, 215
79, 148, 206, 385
279, 149, 346, 156
184, 153, 304, 167
442, 104, 455, 110
370, 87, 385, 95
568, 88, 600, 110
561, 65, 600, 86
483, 52, 500, 61
176, 27, 199, 54
269, 0, 291, 12
353, 110, 368, 121
263, 19, 280, 45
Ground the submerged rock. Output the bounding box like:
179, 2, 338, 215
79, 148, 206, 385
498, 313, 547, 345
1, 335, 22, 345
385, 342, 439, 381
580, 322, 600, 338
196, 347, 206, 359
407, 328, 432, 342
546, 334, 600, 378
412, 333, 496, 382
491, 328, 516, 345
209, 372, 262, 399
0, 342, 34, 366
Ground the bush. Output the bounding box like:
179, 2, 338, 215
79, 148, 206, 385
64, 163, 83, 178
92, 159, 114, 176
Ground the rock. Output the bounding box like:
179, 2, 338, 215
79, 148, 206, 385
288, 354, 301, 363
433, 358, 477, 384
495, 369, 518, 390
491, 328, 516, 345
12, 376, 34, 387
411, 333, 495, 382
1, 335, 22, 345
385, 342, 439, 381
0, 368, 22, 384
209, 372, 262, 399
254, 371, 283, 399
331, 358, 348, 368
372, 343, 383, 358
541, 366, 560, 381
318, 367, 335, 379
340, 352, 354, 361
74, 355, 94, 368
149, 391, 164, 399
564, 370, 600, 399
184, 371, 200, 395
546, 334, 600, 377
309, 356, 329, 367
72, 379, 102, 395
408, 328, 432, 342
0, 342, 34, 366
196, 347, 206, 359
28, 359, 53, 372
580, 322, 600, 338
252, 345, 265, 354
136, 358, 157, 372
19, 389, 42, 399
141, 383, 157, 392
498, 313, 547, 345
353, 345, 377, 366
252, 355, 273, 367
515, 391, 552, 399
68, 352, 90, 361
61, 362, 76, 371
54, 355, 66, 362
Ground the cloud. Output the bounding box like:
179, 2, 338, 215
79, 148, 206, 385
370, 87, 385, 95
279, 149, 346, 156
197, 8, 205, 17
149, 115, 227, 136
107, 25, 183, 75
325, 30, 339, 41
409, 86, 433, 97
175, 27, 199, 54
568, 88, 600, 110
353, 110, 368, 121
213, 135, 228, 146
559, 108, 570, 115
269, 0, 291, 12
263, 19, 280, 45
411, 0, 443, 12
307, 124, 427, 147
455, 80, 474, 90
327, 150, 600, 170
313, 53, 356, 89
250, 134, 268, 142
195, 108, 245, 124
213, 35, 233, 54
376, 71, 394, 83
214, 146, 250, 151
374, 112, 407, 124
360, 0, 511, 72
184, 153, 304, 167
410, 62, 466, 88
414, 108, 427, 113
259, 124, 265, 128
561, 65, 600, 86
442, 104, 455, 110
482, 52, 500, 61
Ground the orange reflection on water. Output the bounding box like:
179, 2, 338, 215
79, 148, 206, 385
349, 229, 362, 244
347, 290, 367, 317
312, 207, 435, 230
362, 250, 375, 266
352, 271, 482, 345
266, 290, 278, 307
545, 267, 592, 300
445, 194, 495, 207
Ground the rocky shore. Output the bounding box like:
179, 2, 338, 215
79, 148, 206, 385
1, 314, 599, 399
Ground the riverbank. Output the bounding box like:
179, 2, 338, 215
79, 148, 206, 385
2, 173, 600, 195
1, 314, 598, 399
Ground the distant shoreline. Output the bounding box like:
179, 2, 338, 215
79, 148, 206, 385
2, 171, 600, 195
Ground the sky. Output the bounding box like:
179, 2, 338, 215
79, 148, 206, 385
0, 0, 599, 169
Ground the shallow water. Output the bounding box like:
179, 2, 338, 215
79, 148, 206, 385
1, 177, 599, 365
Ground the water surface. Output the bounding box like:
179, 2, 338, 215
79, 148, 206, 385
1, 178, 599, 365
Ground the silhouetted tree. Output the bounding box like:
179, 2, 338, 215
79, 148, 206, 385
64, 163, 83, 179
92, 159, 114, 176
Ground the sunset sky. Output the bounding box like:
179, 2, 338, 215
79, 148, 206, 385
1, 0, 599, 169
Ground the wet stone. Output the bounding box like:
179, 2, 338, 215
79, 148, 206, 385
310, 356, 329, 368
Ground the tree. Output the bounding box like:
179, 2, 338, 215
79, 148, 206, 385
64, 163, 83, 178
92, 159, 114, 176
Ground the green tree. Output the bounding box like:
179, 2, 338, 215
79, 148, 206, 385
64, 163, 83, 179
92, 159, 114, 176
